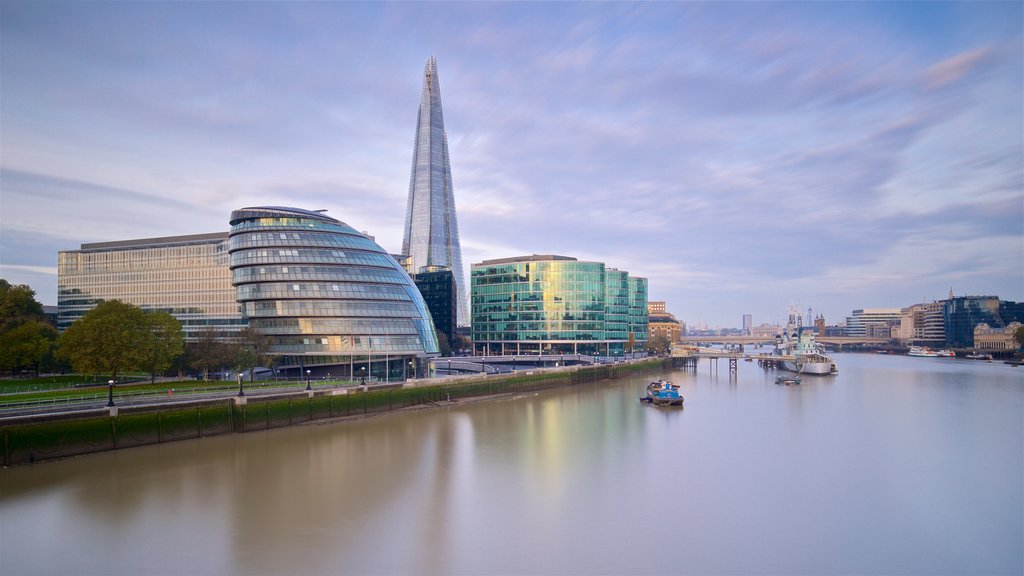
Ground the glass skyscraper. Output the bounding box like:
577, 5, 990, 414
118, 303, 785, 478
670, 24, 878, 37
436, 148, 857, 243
471, 255, 648, 356
402, 57, 468, 327
229, 206, 439, 379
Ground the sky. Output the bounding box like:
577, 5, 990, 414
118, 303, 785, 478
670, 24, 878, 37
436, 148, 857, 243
1, 1, 1021, 328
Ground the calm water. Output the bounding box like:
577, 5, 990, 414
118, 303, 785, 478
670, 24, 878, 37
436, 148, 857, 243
1, 354, 1021, 575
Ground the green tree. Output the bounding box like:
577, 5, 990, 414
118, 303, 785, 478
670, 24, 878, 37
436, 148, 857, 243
235, 325, 272, 381
140, 311, 184, 383
57, 300, 149, 382
0, 320, 58, 376
0, 279, 48, 333
1015, 325, 1024, 349
436, 330, 452, 357
188, 328, 234, 380
647, 334, 671, 355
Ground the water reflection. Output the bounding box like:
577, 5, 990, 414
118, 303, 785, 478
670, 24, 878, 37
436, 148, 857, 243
1, 356, 1021, 575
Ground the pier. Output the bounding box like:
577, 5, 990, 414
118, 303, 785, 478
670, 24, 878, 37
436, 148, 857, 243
670, 345, 795, 374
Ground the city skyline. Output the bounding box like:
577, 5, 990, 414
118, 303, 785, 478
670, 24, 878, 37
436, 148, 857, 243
1, 2, 1021, 327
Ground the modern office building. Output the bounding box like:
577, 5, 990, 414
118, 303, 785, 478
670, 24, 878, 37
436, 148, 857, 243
845, 308, 901, 338
470, 255, 648, 356
943, 295, 1002, 348
897, 302, 946, 345
402, 57, 468, 327
57, 233, 245, 338
229, 206, 439, 379
412, 267, 457, 345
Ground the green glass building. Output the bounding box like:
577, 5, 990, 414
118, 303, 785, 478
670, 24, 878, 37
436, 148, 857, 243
471, 255, 648, 356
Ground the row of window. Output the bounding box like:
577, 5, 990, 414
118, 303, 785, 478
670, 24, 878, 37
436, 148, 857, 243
236, 282, 411, 302
252, 317, 423, 336
231, 265, 407, 285
243, 300, 421, 319
228, 232, 380, 252
230, 250, 396, 269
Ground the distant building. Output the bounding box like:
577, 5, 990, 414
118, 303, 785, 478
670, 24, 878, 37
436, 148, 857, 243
751, 323, 782, 338
943, 295, 1010, 348
973, 322, 1022, 351
412, 268, 457, 344
742, 314, 752, 335
845, 308, 901, 338
648, 304, 682, 346
898, 302, 945, 345
470, 255, 647, 356
58, 232, 245, 339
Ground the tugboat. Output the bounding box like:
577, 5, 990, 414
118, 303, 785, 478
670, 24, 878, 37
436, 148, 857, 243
641, 380, 684, 406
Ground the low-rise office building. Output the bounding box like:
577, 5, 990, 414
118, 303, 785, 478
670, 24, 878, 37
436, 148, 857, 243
58, 232, 245, 338
470, 255, 647, 356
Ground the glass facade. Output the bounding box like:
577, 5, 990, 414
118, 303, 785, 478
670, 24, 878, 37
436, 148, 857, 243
229, 207, 439, 380
413, 269, 457, 343
470, 255, 648, 356
57, 233, 245, 338
943, 296, 1002, 347
401, 57, 469, 327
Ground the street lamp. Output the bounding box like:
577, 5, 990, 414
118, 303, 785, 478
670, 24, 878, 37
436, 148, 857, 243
360, 366, 366, 386
106, 379, 115, 407
512, 356, 516, 372
237, 372, 245, 397
305, 369, 312, 391
409, 360, 415, 379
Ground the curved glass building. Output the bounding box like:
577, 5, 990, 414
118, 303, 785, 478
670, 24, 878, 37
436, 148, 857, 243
229, 206, 439, 380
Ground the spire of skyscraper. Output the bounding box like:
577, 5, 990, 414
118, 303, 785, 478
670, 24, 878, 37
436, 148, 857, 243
402, 57, 469, 328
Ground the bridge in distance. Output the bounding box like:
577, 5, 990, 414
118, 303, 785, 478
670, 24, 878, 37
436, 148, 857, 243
676, 335, 891, 346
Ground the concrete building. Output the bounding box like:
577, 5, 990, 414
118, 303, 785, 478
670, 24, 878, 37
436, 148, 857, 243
470, 255, 647, 356
898, 302, 946, 345
845, 308, 901, 338
58, 232, 245, 339
973, 322, 1022, 351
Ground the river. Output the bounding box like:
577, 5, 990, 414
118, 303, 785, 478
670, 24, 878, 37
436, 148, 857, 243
1, 353, 1021, 575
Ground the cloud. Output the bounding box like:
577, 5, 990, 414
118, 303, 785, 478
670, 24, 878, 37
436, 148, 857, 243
921, 48, 993, 91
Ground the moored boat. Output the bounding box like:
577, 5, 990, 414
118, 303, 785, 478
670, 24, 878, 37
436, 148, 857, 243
965, 352, 994, 361
773, 313, 838, 375
775, 375, 801, 385
908, 346, 940, 357
641, 380, 684, 406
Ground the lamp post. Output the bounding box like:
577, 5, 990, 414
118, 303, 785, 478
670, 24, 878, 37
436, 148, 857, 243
237, 373, 245, 397
408, 360, 415, 379
305, 369, 312, 391
106, 379, 115, 407
512, 356, 516, 372
360, 366, 366, 386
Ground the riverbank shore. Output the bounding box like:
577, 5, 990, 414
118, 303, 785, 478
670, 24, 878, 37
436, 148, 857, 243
1, 358, 669, 466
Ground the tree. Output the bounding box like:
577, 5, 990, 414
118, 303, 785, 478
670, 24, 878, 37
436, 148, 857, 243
647, 334, 671, 355
436, 330, 452, 357
235, 325, 272, 381
188, 328, 235, 380
0, 320, 58, 376
1015, 325, 1024, 349
57, 300, 149, 382
140, 311, 184, 383
0, 279, 48, 333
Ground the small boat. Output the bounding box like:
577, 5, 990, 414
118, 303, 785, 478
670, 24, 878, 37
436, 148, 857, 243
965, 352, 994, 361
908, 346, 940, 357
775, 375, 801, 386
641, 380, 684, 406
936, 349, 955, 357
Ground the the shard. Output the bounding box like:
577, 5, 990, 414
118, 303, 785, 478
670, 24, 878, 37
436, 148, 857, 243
402, 57, 468, 328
